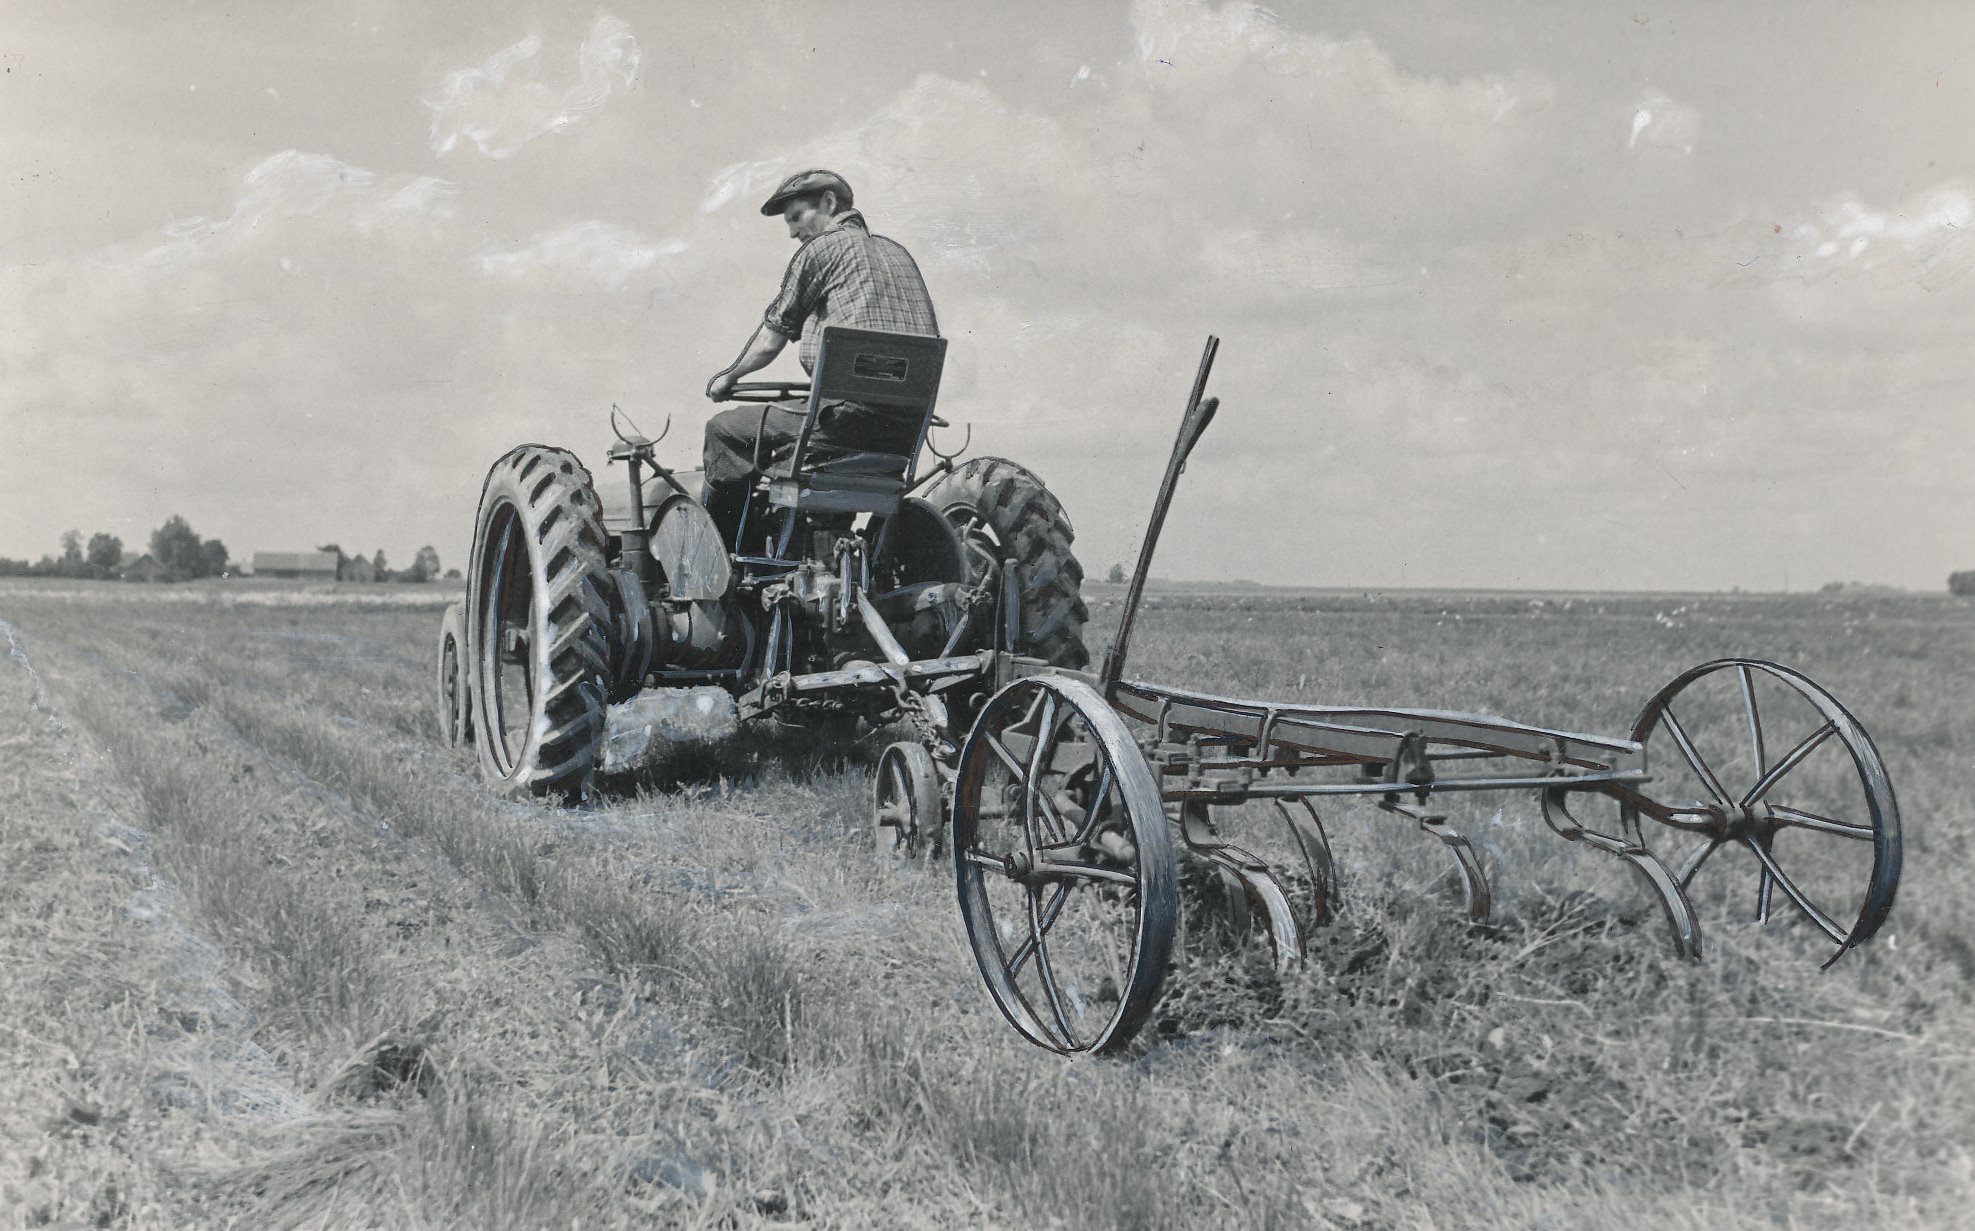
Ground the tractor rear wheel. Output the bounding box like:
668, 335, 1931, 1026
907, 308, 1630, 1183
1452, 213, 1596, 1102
922, 458, 1089, 669
467, 445, 612, 800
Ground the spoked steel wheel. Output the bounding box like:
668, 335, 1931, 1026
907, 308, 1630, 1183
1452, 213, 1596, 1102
435, 602, 472, 747
875, 740, 943, 860
953, 676, 1177, 1054
1632, 659, 1900, 965
467, 446, 612, 799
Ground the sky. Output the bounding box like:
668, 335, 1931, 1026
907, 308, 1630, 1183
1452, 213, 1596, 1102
2, 0, 1970, 592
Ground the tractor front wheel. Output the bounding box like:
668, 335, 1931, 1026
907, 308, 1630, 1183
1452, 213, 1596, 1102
466, 445, 613, 800
436, 602, 472, 747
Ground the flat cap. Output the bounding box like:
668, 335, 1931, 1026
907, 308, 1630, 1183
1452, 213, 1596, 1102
759, 168, 853, 216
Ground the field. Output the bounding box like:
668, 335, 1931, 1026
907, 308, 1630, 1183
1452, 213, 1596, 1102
3, 577, 1973, 1229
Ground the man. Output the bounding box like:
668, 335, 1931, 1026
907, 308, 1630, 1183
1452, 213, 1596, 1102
702, 169, 939, 542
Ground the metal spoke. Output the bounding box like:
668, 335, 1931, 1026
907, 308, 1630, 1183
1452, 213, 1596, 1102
1028, 889, 1077, 1048
1032, 770, 1074, 846
981, 731, 1027, 780
1661, 705, 1735, 809
1737, 663, 1766, 779
1024, 857, 1140, 888
963, 849, 1009, 874
1769, 804, 1876, 840
1742, 837, 1848, 944
1740, 722, 1838, 808
1005, 882, 1073, 976
1023, 695, 1061, 848
1074, 761, 1117, 843
1675, 838, 1722, 889
878, 760, 906, 823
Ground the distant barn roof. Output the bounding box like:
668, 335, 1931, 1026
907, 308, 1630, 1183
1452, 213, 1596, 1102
252, 551, 338, 573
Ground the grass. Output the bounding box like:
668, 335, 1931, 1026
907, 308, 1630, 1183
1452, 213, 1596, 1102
2, 576, 1972, 1228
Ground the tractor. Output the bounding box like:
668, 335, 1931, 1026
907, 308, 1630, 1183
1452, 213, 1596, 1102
438, 332, 1906, 1056
436, 325, 1087, 837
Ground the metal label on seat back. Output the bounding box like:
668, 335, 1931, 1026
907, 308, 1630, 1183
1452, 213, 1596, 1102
852, 352, 910, 382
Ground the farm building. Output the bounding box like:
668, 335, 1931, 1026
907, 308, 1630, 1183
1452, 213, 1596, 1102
119, 554, 168, 583
251, 551, 338, 580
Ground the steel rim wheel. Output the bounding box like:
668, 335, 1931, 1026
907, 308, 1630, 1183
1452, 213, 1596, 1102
435, 602, 472, 747
1631, 658, 1900, 964
952, 676, 1177, 1054
875, 740, 943, 860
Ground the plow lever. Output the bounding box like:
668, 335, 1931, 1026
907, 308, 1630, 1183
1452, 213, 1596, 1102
1101, 335, 1221, 695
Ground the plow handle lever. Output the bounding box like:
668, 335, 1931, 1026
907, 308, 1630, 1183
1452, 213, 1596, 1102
1099, 335, 1220, 696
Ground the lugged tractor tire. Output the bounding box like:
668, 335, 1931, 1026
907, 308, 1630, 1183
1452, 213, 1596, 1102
922, 457, 1090, 669
466, 445, 612, 800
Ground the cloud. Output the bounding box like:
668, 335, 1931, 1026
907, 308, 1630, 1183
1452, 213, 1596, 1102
1128, 0, 1556, 158
73, 151, 462, 283
1626, 92, 1700, 153
1719, 181, 1975, 294
357, 177, 464, 235
424, 15, 641, 160
689, 17, 1559, 313
1199, 229, 1411, 294
479, 222, 688, 288
9, 4, 1965, 592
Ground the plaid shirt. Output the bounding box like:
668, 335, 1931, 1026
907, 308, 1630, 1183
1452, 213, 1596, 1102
762, 209, 939, 373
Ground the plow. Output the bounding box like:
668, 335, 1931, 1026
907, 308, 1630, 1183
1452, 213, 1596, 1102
442, 332, 1903, 1056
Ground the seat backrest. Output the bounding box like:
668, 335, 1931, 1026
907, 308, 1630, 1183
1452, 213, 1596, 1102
781, 326, 948, 485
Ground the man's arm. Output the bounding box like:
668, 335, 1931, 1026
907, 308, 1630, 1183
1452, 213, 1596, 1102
706, 324, 790, 401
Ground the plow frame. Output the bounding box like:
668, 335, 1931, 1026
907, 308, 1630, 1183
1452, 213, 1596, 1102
937, 336, 1903, 1056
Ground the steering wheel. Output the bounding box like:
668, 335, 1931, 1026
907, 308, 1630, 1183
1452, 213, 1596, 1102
724, 381, 812, 403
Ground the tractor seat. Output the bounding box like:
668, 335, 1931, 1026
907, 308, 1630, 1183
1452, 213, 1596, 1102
765, 445, 912, 481
759, 325, 948, 517
763, 444, 915, 515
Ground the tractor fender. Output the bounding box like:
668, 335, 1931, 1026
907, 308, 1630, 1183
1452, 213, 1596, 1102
649, 493, 732, 600
598, 469, 706, 535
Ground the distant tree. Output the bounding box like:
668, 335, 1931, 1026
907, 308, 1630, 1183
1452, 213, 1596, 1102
410, 545, 441, 583
1106, 562, 1127, 584
0, 557, 29, 576
317, 543, 353, 580
150, 516, 206, 581
59, 530, 85, 577
1951, 570, 1975, 597
199, 538, 230, 577
371, 549, 390, 583
443, 567, 462, 580
86, 533, 123, 578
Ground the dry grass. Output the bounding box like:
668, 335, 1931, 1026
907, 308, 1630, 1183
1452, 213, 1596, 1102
3, 576, 1972, 1229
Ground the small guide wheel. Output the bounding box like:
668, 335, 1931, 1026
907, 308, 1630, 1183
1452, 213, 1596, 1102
874, 740, 943, 860
952, 675, 1178, 1055
435, 602, 472, 748
1632, 658, 1901, 965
